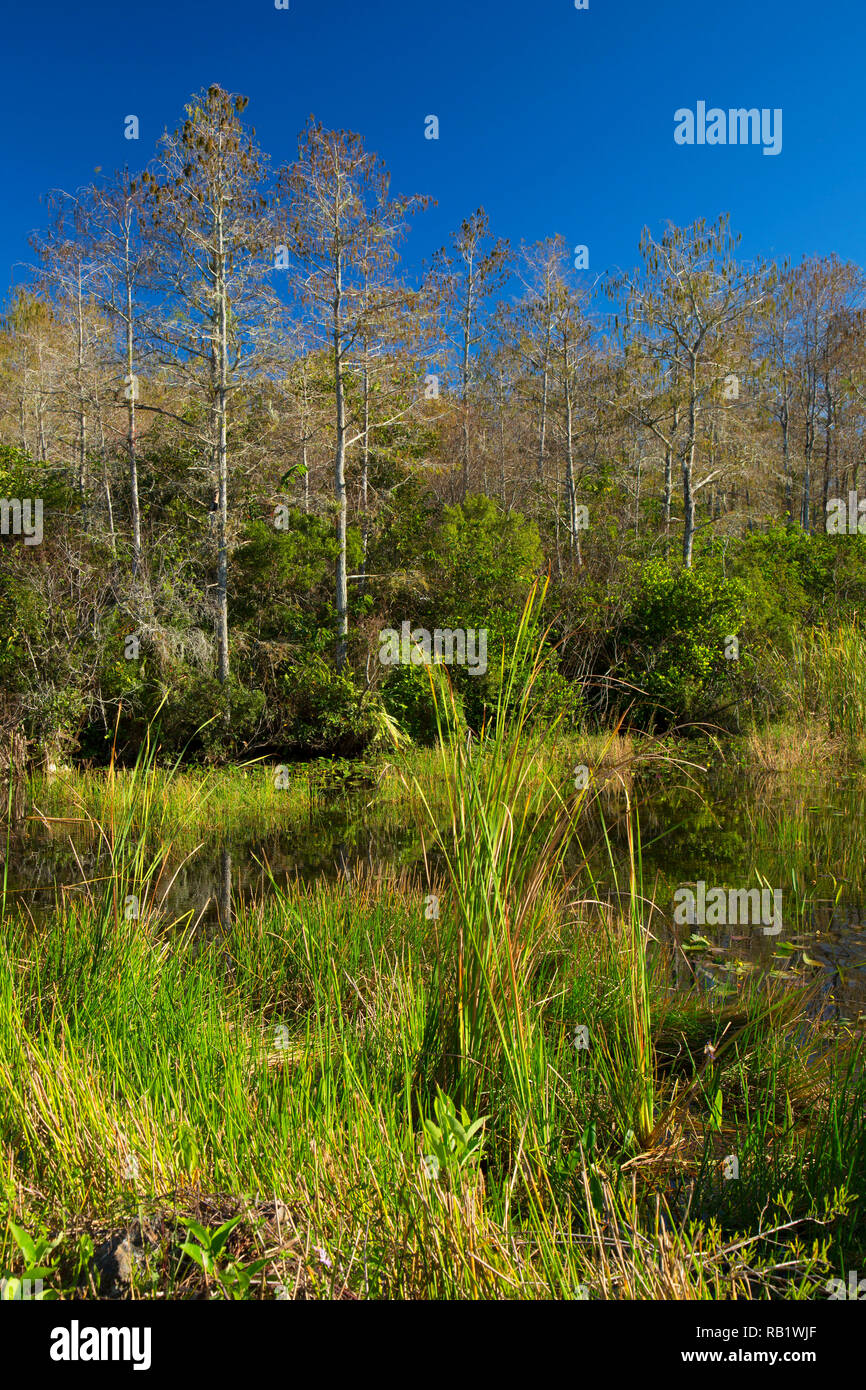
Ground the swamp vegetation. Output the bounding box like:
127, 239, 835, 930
3, 85, 866, 1304
1, 611, 865, 1301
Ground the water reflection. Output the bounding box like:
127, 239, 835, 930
5, 765, 866, 1016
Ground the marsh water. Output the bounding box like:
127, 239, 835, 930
5, 764, 866, 1020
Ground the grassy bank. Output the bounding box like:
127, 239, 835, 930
2, 875, 859, 1300
1, 611, 864, 1301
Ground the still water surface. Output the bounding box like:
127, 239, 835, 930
5, 766, 866, 1018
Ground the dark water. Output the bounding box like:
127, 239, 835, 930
4, 766, 866, 1019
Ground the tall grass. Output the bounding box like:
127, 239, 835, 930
1, 599, 863, 1299
783, 620, 866, 741
591, 805, 658, 1147
408, 584, 588, 1136
29, 747, 452, 852
3, 871, 855, 1299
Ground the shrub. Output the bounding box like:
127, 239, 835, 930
619, 560, 747, 727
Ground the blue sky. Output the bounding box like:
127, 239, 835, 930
1, 0, 863, 296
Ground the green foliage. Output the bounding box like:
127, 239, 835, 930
234, 512, 363, 640
424, 495, 569, 730
620, 559, 747, 725
430, 494, 542, 620
382, 660, 465, 745
181, 1217, 268, 1299
725, 527, 866, 639
7, 420, 866, 755
24, 686, 88, 760
116, 675, 266, 763
278, 648, 380, 755
421, 1090, 487, 1180
0, 444, 73, 513
1, 1222, 61, 1299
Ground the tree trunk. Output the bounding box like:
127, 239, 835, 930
565, 377, 580, 563
0, 725, 27, 826
360, 346, 370, 587
498, 370, 506, 504
76, 268, 88, 521
663, 395, 678, 553
538, 319, 550, 481
801, 439, 812, 534
334, 249, 349, 671
461, 277, 472, 501
301, 362, 311, 514
821, 377, 833, 532
96, 404, 117, 557
126, 256, 141, 576
681, 369, 697, 568
215, 205, 230, 687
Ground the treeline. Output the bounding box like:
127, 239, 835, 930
2, 83, 866, 762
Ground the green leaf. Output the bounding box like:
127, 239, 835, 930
210, 1216, 243, 1257
184, 1220, 211, 1247
180, 1242, 206, 1270
9, 1224, 38, 1265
